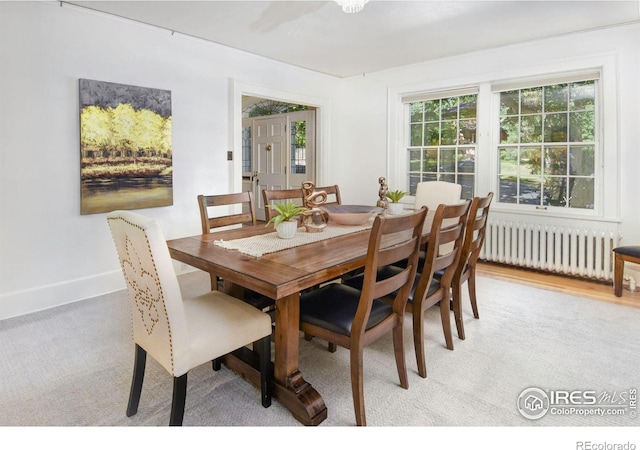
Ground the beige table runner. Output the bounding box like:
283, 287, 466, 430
214, 222, 373, 257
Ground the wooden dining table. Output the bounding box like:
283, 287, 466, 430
166, 211, 432, 426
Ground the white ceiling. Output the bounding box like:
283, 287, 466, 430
69, 0, 639, 78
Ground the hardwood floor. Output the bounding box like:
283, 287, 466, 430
477, 261, 640, 309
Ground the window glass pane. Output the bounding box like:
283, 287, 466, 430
570, 111, 595, 142
459, 174, 474, 199
569, 146, 594, 176
544, 146, 567, 176
424, 100, 440, 121
410, 102, 424, 123
441, 120, 457, 145
544, 84, 568, 112
499, 147, 518, 176
499, 176, 518, 203
570, 81, 595, 111
459, 95, 477, 119
544, 113, 568, 142
410, 123, 423, 146
440, 173, 456, 184
409, 174, 421, 195
409, 149, 421, 172
521, 115, 542, 143
421, 173, 437, 182
521, 87, 542, 114
500, 116, 519, 144
440, 148, 456, 172
568, 177, 595, 209
500, 90, 519, 116
441, 98, 458, 120
459, 119, 476, 144
423, 149, 438, 172
520, 177, 542, 205
425, 122, 439, 146
544, 176, 568, 206
520, 146, 542, 177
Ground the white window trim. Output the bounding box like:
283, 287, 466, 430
387, 52, 620, 223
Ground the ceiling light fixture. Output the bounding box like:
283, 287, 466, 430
334, 0, 369, 14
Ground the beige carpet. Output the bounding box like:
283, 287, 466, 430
1, 270, 638, 440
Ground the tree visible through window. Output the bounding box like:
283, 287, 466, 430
406, 93, 477, 198
498, 80, 596, 209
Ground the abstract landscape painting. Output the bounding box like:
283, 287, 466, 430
79, 79, 172, 215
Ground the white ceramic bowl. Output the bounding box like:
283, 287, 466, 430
320, 205, 382, 226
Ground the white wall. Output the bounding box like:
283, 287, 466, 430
0, 2, 340, 320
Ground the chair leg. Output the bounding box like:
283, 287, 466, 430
350, 346, 366, 426
614, 253, 624, 297
468, 268, 479, 319
126, 344, 146, 417
258, 335, 272, 408
439, 299, 454, 351
170, 374, 187, 426
392, 321, 408, 390
211, 358, 222, 371
452, 282, 465, 340
413, 307, 427, 378
328, 342, 337, 353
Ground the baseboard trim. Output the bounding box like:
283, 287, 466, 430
0, 270, 126, 321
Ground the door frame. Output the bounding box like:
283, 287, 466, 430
230, 79, 330, 196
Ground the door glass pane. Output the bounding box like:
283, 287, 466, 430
290, 120, 306, 174
242, 125, 251, 173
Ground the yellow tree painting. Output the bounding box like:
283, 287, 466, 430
79, 79, 172, 215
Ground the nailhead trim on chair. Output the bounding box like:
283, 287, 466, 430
108, 216, 175, 374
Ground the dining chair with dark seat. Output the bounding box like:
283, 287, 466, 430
298, 208, 428, 426
613, 245, 640, 297
107, 210, 272, 426
314, 184, 342, 205
198, 191, 257, 234
198, 192, 274, 311
345, 200, 470, 378
449, 192, 493, 340
262, 187, 305, 222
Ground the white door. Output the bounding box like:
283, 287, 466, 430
251, 110, 316, 220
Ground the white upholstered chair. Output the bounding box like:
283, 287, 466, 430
415, 181, 463, 253
107, 210, 272, 426
414, 181, 462, 211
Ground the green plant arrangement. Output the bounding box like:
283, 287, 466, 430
385, 189, 407, 203
266, 201, 308, 228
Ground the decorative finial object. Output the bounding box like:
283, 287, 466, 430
377, 177, 388, 209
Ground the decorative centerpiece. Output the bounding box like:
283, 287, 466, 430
302, 181, 328, 233
266, 201, 307, 239
385, 189, 407, 215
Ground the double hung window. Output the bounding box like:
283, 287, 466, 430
405, 90, 478, 198
496, 78, 597, 210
